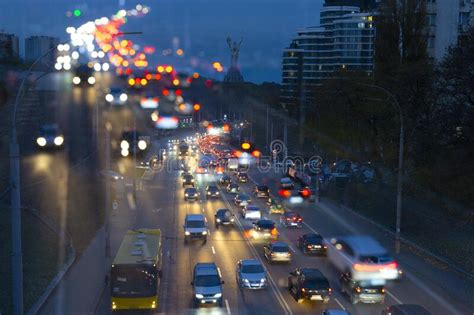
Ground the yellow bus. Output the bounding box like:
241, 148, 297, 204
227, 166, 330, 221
111, 229, 162, 311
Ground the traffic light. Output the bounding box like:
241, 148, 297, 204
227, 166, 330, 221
193, 103, 201, 111
73, 9, 82, 17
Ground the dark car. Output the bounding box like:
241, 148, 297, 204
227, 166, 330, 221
297, 233, 327, 255
280, 211, 303, 228
36, 124, 65, 149
250, 219, 277, 240
340, 273, 385, 304
220, 175, 232, 185
234, 193, 252, 207
254, 185, 270, 198
214, 209, 235, 228
184, 187, 199, 201
183, 174, 195, 187
119, 130, 149, 157
237, 172, 248, 183
226, 183, 240, 194
288, 268, 331, 304
380, 304, 432, 315
205, 185, 220, 199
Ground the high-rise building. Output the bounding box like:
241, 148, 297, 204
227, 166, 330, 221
25, 36, 59, 66
280, 5, 376, 113
0, 32, 19, 61
426, 0, 474, 60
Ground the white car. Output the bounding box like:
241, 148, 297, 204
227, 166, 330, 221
326, 235, 399, 281
242, 205, 261, 220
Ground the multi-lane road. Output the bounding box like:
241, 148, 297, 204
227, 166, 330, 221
16, 72, 473, 315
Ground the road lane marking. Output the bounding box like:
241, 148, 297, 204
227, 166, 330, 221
216, 184, 293, 315
334, 298, 346, 310
211, 246, 216, 255
126, 192, 136, 211
386, 289, 403, 304
225, 299, 231, 314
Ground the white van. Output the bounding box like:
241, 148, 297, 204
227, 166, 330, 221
326, 235, 399, 281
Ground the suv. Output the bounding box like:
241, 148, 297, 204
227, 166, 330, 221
288, 268, 331, 304
183, 214, 208, 244
191, 263, 224, 307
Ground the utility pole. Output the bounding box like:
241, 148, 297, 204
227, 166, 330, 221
133, 119, 137, 201
105, 122, 111, 260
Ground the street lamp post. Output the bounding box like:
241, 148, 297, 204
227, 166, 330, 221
361, 83, 404, 254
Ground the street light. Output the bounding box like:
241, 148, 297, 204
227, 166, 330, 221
9, 31, 141, 315
360, 83, 404, 254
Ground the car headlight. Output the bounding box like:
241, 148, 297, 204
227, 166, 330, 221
195, 294, 204, 299
191, 179, 194, 182
243, 279, 250, 283
260, 278, 266, 283
105, 94, 113, 102
72, 76, 81, 85
185, 193, 189, 197
213, 293, 222, 298
185, 231, 190, 235
120, 93, 128, 101
216, 218, 221, 222
138, 140, 147, 150
36, 137, 46, 147
207, 192, 211, 195
54, 136, 64, 146
230, 218, 235, 222
120, 140, 129, 150
216, 192, 219, 195
121, 149, 129, 157
88, 76, 96, 85
202, 231, 207, 235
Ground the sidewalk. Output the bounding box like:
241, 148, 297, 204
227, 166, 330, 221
38, 227, 106, 315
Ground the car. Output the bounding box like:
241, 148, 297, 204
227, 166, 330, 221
263, 241, 292, 263
184, 187, 199, 201
205, 185, 220, 199
280, 211, 303, 228
297, 233, 327, 255
214, 209, 235, 228
326, 235, 399, 281
250, 219, 277, 240
340, 272, 385, 304
139, 94, 159, 109
226, 183, 240, 194
182, 174, 195, 187
119, 130, 149, 157
195, 166, 209, 175
234, 193, 252, 207
183, 214, 207, 244
36, 124, 65, 149
288, 268, 331, 304
236, 259, 267, 289
191, 263, 224, 307
237, 172, 248, 183
267, 197, 285, 214
242, 205, 261, 220
280, 177, 294, 189
181, 171, 191, 180
100, 170, 124, 181
105, 87, 128, 106
321, 310, 351, 315
380, 304, 432, 315
254, 185, 270, 198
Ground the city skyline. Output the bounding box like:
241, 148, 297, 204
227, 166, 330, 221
0, 0, 324, 82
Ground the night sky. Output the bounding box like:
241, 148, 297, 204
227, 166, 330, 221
0, 0, 324, 82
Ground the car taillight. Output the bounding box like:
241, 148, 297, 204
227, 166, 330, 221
307, 245, 312, 249
298, 218, 302, 222
355, 287, 361, 293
